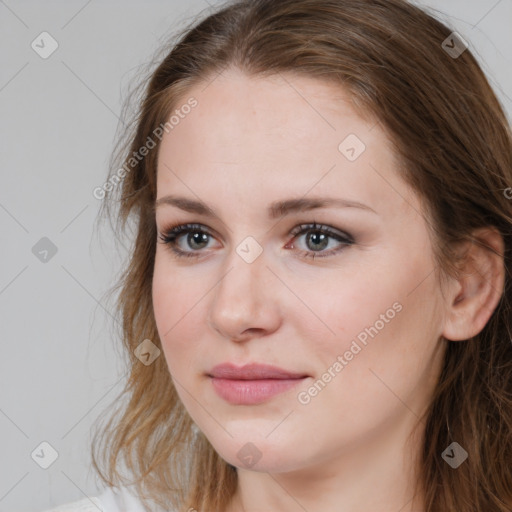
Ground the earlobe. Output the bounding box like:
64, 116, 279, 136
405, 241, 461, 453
442, 227, 505, 342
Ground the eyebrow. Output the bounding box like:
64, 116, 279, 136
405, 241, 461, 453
154, 195, 378, 219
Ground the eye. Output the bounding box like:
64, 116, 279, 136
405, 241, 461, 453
157, 221, 354, 260
158, 223, 216, 259
286, 222, 354, 259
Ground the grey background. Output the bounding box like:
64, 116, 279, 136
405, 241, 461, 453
0, 1, 510, 511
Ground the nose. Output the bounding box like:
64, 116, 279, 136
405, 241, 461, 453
207, 244, 282, 343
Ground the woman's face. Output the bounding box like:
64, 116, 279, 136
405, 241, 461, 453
152, 68, 449, 474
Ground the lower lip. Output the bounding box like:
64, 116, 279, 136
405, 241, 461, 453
210, 377, 306, 405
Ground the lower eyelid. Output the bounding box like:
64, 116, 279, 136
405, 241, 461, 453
288, 236, 353, 259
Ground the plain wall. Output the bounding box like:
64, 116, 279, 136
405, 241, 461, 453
0, 1, 510, 510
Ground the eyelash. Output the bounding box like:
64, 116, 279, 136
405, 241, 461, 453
158, 221, 354, 261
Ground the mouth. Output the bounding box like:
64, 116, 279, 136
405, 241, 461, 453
207, 363, 309, 405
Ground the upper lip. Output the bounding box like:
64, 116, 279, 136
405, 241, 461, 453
208, 363, 308, 380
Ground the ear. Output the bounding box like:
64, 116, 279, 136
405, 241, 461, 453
442, 226, 505, 341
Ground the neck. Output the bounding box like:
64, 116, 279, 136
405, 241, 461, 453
225, 415, 426, 512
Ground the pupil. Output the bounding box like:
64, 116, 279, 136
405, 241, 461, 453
189, 232, 208, 249
308, 232, 328, 251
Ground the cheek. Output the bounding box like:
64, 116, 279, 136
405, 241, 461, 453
301, 271, 444, 417
285, 264, 402, 363
295, 253, 444, 384
152, 256, 202, 373
152, 250, 205, 328
294, 310, 443, 447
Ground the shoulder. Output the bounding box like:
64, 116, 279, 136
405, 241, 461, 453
41, 485, 148, 512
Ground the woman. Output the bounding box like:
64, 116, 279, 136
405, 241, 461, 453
45, 0, 512, 510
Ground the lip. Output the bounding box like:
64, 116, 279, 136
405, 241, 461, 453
208, 363, 309, 405
209, 362, 308, 380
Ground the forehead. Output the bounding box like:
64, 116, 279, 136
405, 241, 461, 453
167, 69, 371, 152
155, 68, 418, 221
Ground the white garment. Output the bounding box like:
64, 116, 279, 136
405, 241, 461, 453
41, 486, 149, 512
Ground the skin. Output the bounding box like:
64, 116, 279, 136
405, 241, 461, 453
151, 68, 504, 512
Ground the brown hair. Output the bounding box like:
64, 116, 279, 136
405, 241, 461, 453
91, 1, 512, 511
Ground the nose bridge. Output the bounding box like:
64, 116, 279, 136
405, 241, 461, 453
208, 239, 278, 339
215, 242, 267, 313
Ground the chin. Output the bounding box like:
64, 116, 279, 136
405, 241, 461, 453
207, 434, 307, 473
